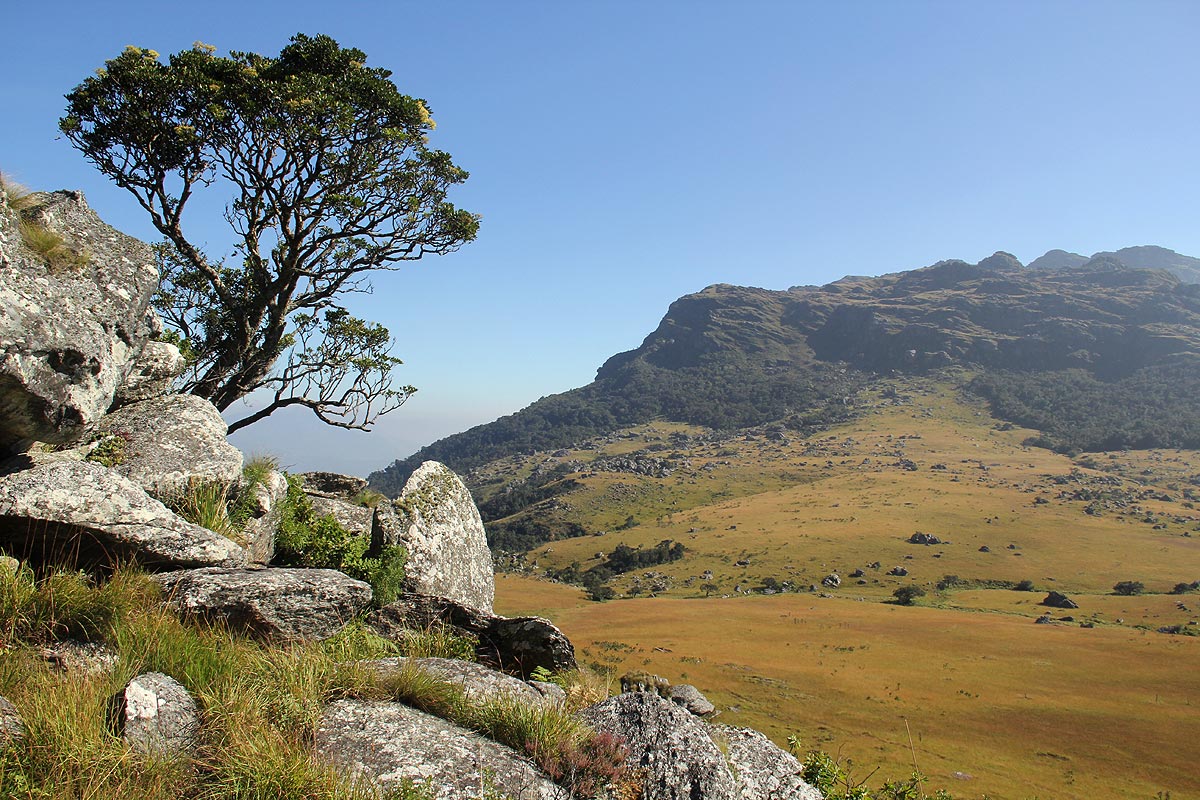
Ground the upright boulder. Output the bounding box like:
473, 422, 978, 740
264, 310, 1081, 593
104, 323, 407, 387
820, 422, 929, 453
0, 190, 158, 452
92, 393, 243, 501
0, 460, 245, 570
580, 692, 737, 800
109, 672, 199, 757
382, 462, 494, 613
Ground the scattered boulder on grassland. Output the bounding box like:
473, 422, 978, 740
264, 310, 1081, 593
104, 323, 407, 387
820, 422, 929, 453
1042, 591, 1079, 609
366, 593, 577, 678
379, 461, 495, 613
579, 692, 737, 800
109, 672, 199, 757
92, 393, 243, 500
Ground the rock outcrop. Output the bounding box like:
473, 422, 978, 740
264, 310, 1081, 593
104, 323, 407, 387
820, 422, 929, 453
0, 696, 25, 746
580, 692, 737, 800
0, 460, 246, 570
668, 683, 716, 717
0, 190, 158, 453
367, 593, 577, 678
711, 725, 822, 800
92, 393, 243, 500
1042, 591, 1079, 609
384, 462, 495, 613
109, 672, 200, 757
154, 566, 371, 642
111, 341, 186, 409
316, 699, 569, 800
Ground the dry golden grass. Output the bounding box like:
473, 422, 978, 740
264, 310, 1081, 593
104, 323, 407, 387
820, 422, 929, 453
491, 376, 1200, 799
497, 575, 1200, 800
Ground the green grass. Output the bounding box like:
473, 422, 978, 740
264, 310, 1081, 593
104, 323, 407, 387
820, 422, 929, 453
0, 564, 626, 799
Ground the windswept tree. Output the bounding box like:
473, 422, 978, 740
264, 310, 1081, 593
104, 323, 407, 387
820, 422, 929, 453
61, 34, 478, 432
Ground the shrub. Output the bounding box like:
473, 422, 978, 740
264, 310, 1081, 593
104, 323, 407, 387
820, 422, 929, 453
1113, 581, 1146, 596
1014, 579, 1035, 592
275, 475, 407, 606
1170, 581, 1199, 595
892, 585, 926, 606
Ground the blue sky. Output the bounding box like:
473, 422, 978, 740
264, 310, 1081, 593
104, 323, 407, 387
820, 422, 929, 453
3, 1, 1198, 475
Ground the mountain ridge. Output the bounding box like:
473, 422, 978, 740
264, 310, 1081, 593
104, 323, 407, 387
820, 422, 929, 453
369, 246, 1200, 495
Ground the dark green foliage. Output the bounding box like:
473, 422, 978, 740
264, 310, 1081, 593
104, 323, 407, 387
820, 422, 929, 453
1170, 581, 1200, 594
970, 362, 1200, 453
936, 575, 1027, 591
370, 357, 863, 494
892, 585, 926, 606
477, 467, 581, 522
552, 540, 685, 586
1112, 580, 1146, 596
799, 748, 956, 800
486, 519, 588, 553
1014, 579, 1036, 592
274, 476, 406, 605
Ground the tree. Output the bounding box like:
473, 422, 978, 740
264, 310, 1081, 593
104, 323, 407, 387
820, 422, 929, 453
892, 585, 926, 606
1112, 580, 1145, 596
61, 35, 478, 432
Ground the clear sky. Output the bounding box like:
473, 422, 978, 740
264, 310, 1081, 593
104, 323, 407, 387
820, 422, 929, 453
3, 1, 1198, 475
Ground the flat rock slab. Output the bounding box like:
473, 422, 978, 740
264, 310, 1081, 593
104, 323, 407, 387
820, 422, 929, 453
709, 724, 823, 800
154, 566, 370, 643
580, 692, 737, 800
94, 393, 243, 500
308, 495, 373, 539
316, 699, 568, 800
0, 460, 245, 570
359, 657, 547, 706
110, 672, 199, 757
298, 471, 367, 499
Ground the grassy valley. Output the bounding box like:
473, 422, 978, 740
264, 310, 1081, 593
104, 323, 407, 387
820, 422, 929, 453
487, 376, 1200, 799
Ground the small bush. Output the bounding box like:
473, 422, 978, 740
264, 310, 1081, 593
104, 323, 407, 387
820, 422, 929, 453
1014, 579, 1035, 592
84, 432, 131, 467
1113, 580, 1146, 596
275, 475, 407, 606
1170, 581, 1199, 595
892, 585, 926, 606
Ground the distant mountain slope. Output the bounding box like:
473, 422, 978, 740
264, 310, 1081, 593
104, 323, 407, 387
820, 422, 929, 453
1029, 245, 1200, 283
370, 249, 1200, 494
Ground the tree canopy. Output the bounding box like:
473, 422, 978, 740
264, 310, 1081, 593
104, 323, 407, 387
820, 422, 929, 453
61, 34, 478, 432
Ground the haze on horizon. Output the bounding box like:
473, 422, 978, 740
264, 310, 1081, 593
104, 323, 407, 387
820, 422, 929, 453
3, 0, 1197, 475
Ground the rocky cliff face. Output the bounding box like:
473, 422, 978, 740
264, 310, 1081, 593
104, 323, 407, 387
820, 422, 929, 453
0, 189, 158, 452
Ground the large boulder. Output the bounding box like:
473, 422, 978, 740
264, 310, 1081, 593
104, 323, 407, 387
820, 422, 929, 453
579, 692, 737, 800
367, 593, 577, 678
92, 393, 243, 501
708, 724, 823, 800
316, 699, 568, 800
359, 657, 547, 706
1042, 591, 1079, 609
111, 341, 186, 409
308, 495, 373, 540
109, 672, 199, 757
0, 460, 246, 570
0, 190, 158, 453
382, 462, 495, 613
153, 566, 370, 643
